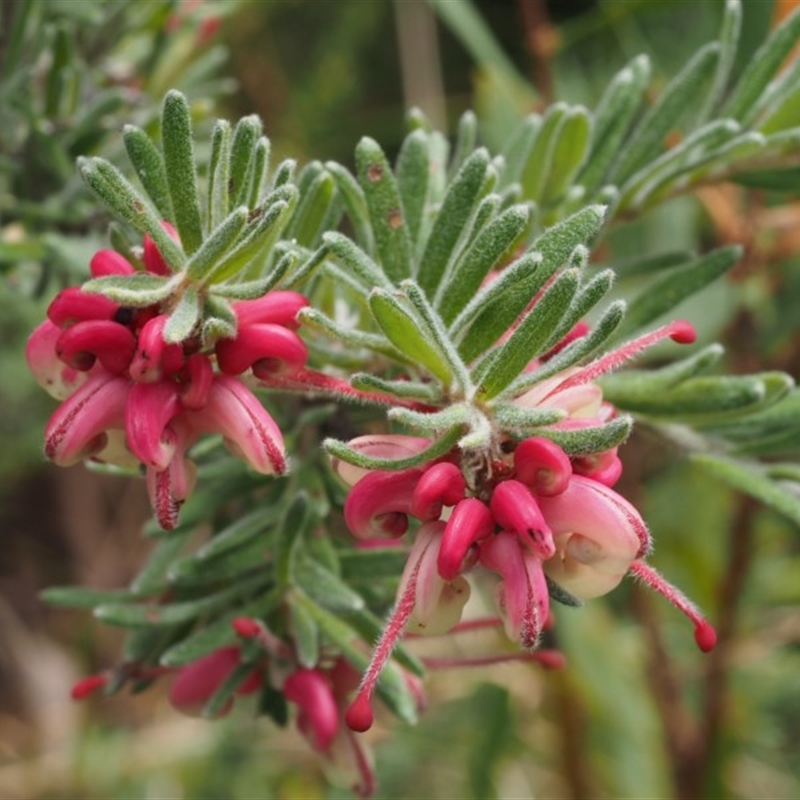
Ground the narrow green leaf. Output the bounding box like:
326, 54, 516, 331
197, 506, 282, 561
477, 268, 580, 399
248, 136, 271, 208
322, 231, 392, 291
418, 148, 490, 299
207, 119, 231, 230
326, 160, 374, 252
167, 538, 271, 587
730, 165, 800, 191
499, 114, 541, 187
369, 289, 453, 383
612, 43, 721, 185
130, 529, 195, 595
604, 250, 696, 278
78, 157, 186, 270
229, 114, 263, 206
123, 125, 173, 222
722, 4, 800, 122
351, 373, 441, 401
203, 662, 262, 719
577, 55, 651, 193
95, 574, 269, 628
692, 453, 800, 527
290, 600, 320, 668
616, 245, 741, 338
271, 158, 296, 189
542, 106, 592, 205
387, 403, 472, 433
356, 137, 413, 283
699, 0, 742, 123
164, 286, 201, 343
539, 416, 633, 455
161, 90, 203, 254
286, 170, 337, 248
186, 206, 248, 281
395, 129, 430, 249
82, 273, 174, 307
437, 204, 530, 325
40, 586, 139, 609
339, 549, 410, 582
449, 110, 479, 179
324, 426, 463, 472
490, 404, 566, 433
296, 557, 365, 612
520, 102, 568, 202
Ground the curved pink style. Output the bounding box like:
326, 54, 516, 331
215, 323, 308, 377
44, 370, 129, 466
129, 314, 185, 383
231, 291, 309, 328
513, 437, 572, 496
47, 287, 118, 328
56, 319, 137, 375
537, 475, 648, 599
490, 479, 556, 559
437, 498, 494, 580
89, 249, 136, 277
409, 461, 465, 521
343, 469, 423, 540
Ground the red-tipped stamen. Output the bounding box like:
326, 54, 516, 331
629, 560, 717, 652
552, 320, 697, 394
71, 673, 109, 700
345, 560, 421, 732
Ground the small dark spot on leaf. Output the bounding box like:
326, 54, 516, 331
367, 164, 383, 182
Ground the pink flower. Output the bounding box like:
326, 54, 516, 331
27, 237, 310, 529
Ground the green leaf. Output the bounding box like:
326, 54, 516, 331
604, 250, 696, 278
196, 506, 280, 561
730, 165, 800, 191
356, 137, 413, 283
611, 42, 721, 185
369, 288, 453, 383
40, 586, 139, 609
577, 55, 651, 194
289, 599, 320, 668
499, 114, 541, 187
324, 231, 392, 291
722, 4, 800, 123
229, 114, 263, 207
615, 245, 741, 338
161, 90, 203, 254
82, 273, 174, 307
698, 0, 742, 123
185, 206, 248, 281
453, 204, 606, 356
248, 137, 271, 208
164, 285, 201, 343
449, 110, 479, 179
490, 404, 567, 433
692, 453, 800, 527
417, 148, 490, 299
542, 106, 592, 205
538, 416, 633, 456
123, 125, 173, 222
275, 493, 311, 590
207, 119, 231, 230
395, 129, 430, 249
203, 662, 261, 720
295, 556, 365, 612
339, 549, 410, 582
130, 529, 195, 596
437, 204, 530, 325
477, 268, 580, 399
77, 157, 186, 271
286, 170, 337, 248
95, 574, 269, 628
324, 426, 463, 472
326, 160, 374, 252
520, 102, 568, 202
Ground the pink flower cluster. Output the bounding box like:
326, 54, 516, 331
335, 388, 717, 733
26, 234, 309, 528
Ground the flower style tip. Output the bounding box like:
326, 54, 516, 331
629, 561, 717, 652
490, 480, 556, 560
71, 673, 108, 700
345, 693, 375, 733
215, 323, 308, 378
437, 498, 493, 580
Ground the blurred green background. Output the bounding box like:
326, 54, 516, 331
1, 0, 799, 797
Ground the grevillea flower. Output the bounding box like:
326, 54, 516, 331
26, 239, 310, 529
333, 319, 716, 733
